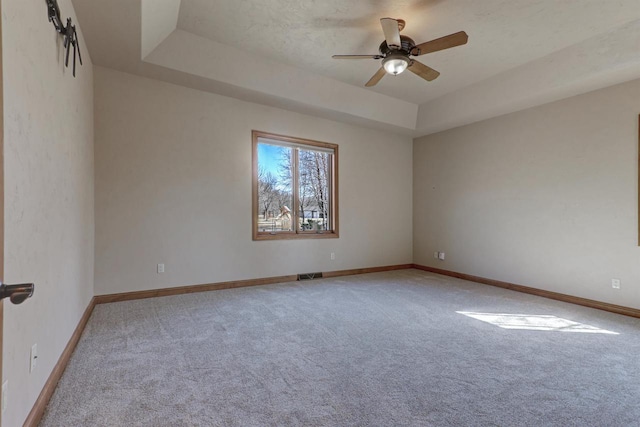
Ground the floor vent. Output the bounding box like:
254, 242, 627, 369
298, 272, 323, 281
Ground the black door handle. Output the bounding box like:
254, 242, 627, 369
0, 282, 35, 305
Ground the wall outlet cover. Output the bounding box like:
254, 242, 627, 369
157, 263, 165, 274
30, 344, 38, 373
438, 252, 446, 260
1, 381, 7, 413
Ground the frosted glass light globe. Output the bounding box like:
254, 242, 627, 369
382, 54, 409, 75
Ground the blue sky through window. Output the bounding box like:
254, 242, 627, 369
257, 143, 284, 176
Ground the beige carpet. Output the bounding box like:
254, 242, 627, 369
40, 269, 640, 426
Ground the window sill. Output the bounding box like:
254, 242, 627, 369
253, 231, 339, 241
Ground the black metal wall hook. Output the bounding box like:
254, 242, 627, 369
46, 0, 83, 77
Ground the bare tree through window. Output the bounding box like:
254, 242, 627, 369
253, 131, 338, 240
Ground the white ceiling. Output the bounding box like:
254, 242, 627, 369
72, 0, 640, 137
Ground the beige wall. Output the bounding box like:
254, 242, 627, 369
414, 78, 640, 309
94, 67, 413, 295
2, 0, 94, 425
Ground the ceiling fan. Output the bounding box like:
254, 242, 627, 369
332, 18, 468, 87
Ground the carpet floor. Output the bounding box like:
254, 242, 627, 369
40, 269, 640, 426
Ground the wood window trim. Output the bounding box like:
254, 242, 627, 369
252, 130, 339, 241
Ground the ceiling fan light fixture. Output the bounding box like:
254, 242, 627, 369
382, 53, 409, 75
331, 18, 468, 87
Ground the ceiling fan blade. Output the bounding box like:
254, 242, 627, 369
411, 31, 469, 56
365, 68, 386, 87
332, 55, 383, 60
380, 18, 402, 49
408, 60, 440, 81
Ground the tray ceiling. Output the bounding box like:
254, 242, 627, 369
72, 0, 640, 136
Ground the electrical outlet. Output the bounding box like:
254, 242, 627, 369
2, 381, 8, 413
433, 251, 439, 259
330, 252, 335, 260
438, 252, 446, 261
157, 263, 165, 274
30, 344, 38, 373
611, 279, 621, 289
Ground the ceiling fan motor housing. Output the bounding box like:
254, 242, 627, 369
379, 35, 416, 56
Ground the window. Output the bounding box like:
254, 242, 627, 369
252, 130, 339, 240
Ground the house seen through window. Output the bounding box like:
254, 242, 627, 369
252, 131, 338, 240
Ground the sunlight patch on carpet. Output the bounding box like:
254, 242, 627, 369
456, 312, 618, 334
